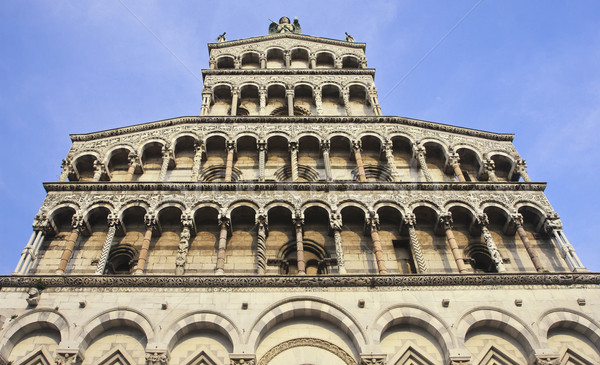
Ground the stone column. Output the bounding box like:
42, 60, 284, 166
309, 52, 316, 69
511, 213, 544, 272
330, 213, 347, 274
367, 215, 387, 274
544, 213, 587, 272
289, 141, 299, 182
55, 214, 84, 274
352, 140, 368, 182
286, 87, 295, 116
403, 214, 428, 273
191, 141, 205, 182
257, 140, 266, 181
448, 152, 466, 182
230, 87, 239, 116
256, 212, 268, 274
201, 89, 212, 116
224, 140, 236, 182
476, 214, 506, 273
95, 214, 120, 275
259, 53, 267, 68
334, 56, 342, 69
321, 140, 332, 181
413, 143, 432, 182
383, 140, 399, 181
284, 49, 291, 68
134, 213, 156, 275
342, 88, 352, 116
514, 158, 531, 182
368, 86, 382, 116
360, 56, 367, 68
314, 86, 323, 115
159, 145, 172, 182
439, 213, 468, 273
175, 214, 193, 275
126, 152, 139, 182
483, 159, 497, 182
92, 160, 106, 182
15, 230, 38, 274
294, 213, 306, 275
59, 158, 72, 182
21, 214, 51, 274
215, 217, 230, 275
259, 86, 267, 115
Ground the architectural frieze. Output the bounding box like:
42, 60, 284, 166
203, 74, 376, 88
208, 33, 365, 52
202, 68, 375, 76
2, 273, 599, 289
38, 183, 551, 218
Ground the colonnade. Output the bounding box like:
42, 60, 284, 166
16, 205, 587, 276
61, 138, 530, 184
209, 51, 366, 70
200, 83, 382, 117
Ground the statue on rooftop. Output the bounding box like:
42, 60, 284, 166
269, 16, 302, 34
345, 32, 355, 42
216, 32, 226, 43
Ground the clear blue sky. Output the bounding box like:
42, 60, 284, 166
1, 1, 599, 273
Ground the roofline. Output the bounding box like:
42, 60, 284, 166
208, 33, 366, 51
69, 116, 514, 142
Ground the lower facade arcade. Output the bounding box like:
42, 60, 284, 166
1, 283, 599, 365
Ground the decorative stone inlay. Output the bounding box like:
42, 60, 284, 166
258, 338, 355, 365
1, 273, 599, 288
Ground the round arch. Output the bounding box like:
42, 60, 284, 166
246, 296, 368, 354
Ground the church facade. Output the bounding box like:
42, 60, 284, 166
1, 18, 599, 365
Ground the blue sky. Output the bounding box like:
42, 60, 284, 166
1, 1, 599, 273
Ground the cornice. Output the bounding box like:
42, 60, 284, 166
201, 68, 376, 77
207, 33, 366, 50
70, 116, 514, 142
43, 181, 547, 193
2, 273, 598, 288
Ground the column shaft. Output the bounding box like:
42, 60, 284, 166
440, 216, 468, 273
258, 141, 266, 181
369, 220, 387, 274
215, 219, 229, 274
14, 232, 36, 274
56, 227, 80, 274
159, 147, 171, 181
95, 222, 117, 275
259, 87, 267, 116
515, 222, 544, 272
383, 141, 399, 181
481, 225, 506, 273
224, 142, 235, 182
230, 90, 238, 116
353, 142, 367, 182
407, 223, 427, 273
289, 142, 299, 182
295, 221, 306, 275
23, 231, 45, 274
333, 229, 346, 274
256, 219, 267, 274
321, 141, 332, 181
175, 223, 191, 275
191, 142, 204, 182
415, 149, 433, 182
286, 90, 294, 116
134, 226, 154, 275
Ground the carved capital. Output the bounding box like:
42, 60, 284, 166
476, 213, 489, 227
71, 214, 84, 231
144, 213, 157, 229
226, 140, 236, 151
32, 213, 51, 232
145, 351, 169, 365
483, 159, 496, 171
360, 354, 386, 365
448, 152, 461, 166
107, 213, 120, 228
403, 213, 417, 227
320, 140, 330, 152
55, 352, 80, 365
93, 159, 106, 173
351, 140, 362, 152
128, 151, 139, 166
288, 141, 298, 152
194, 140, 205, 154
181, 213, 193, 229
230, 355, 256, 365
257, 140, 267, 152
439, 213, 453, 229
510, 213, 524, 227
330, 212, 343, 231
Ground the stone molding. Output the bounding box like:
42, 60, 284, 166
207, 32, 366, 50
69, 116, 514, 143
257, 338, 355, 365
44, 181, 546, 192
203, 68, 376, 76
2, 273, 599, 288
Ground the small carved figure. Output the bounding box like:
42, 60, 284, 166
216, 32, 227, 42
269, 16, 302, 34
345, 32, 355, 42
26, 287, 40, 306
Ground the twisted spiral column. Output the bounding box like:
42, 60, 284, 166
95, 215, 119, 275
477, 214, 506, 273
403, 214, 427, 273
256, 214, 268, 274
